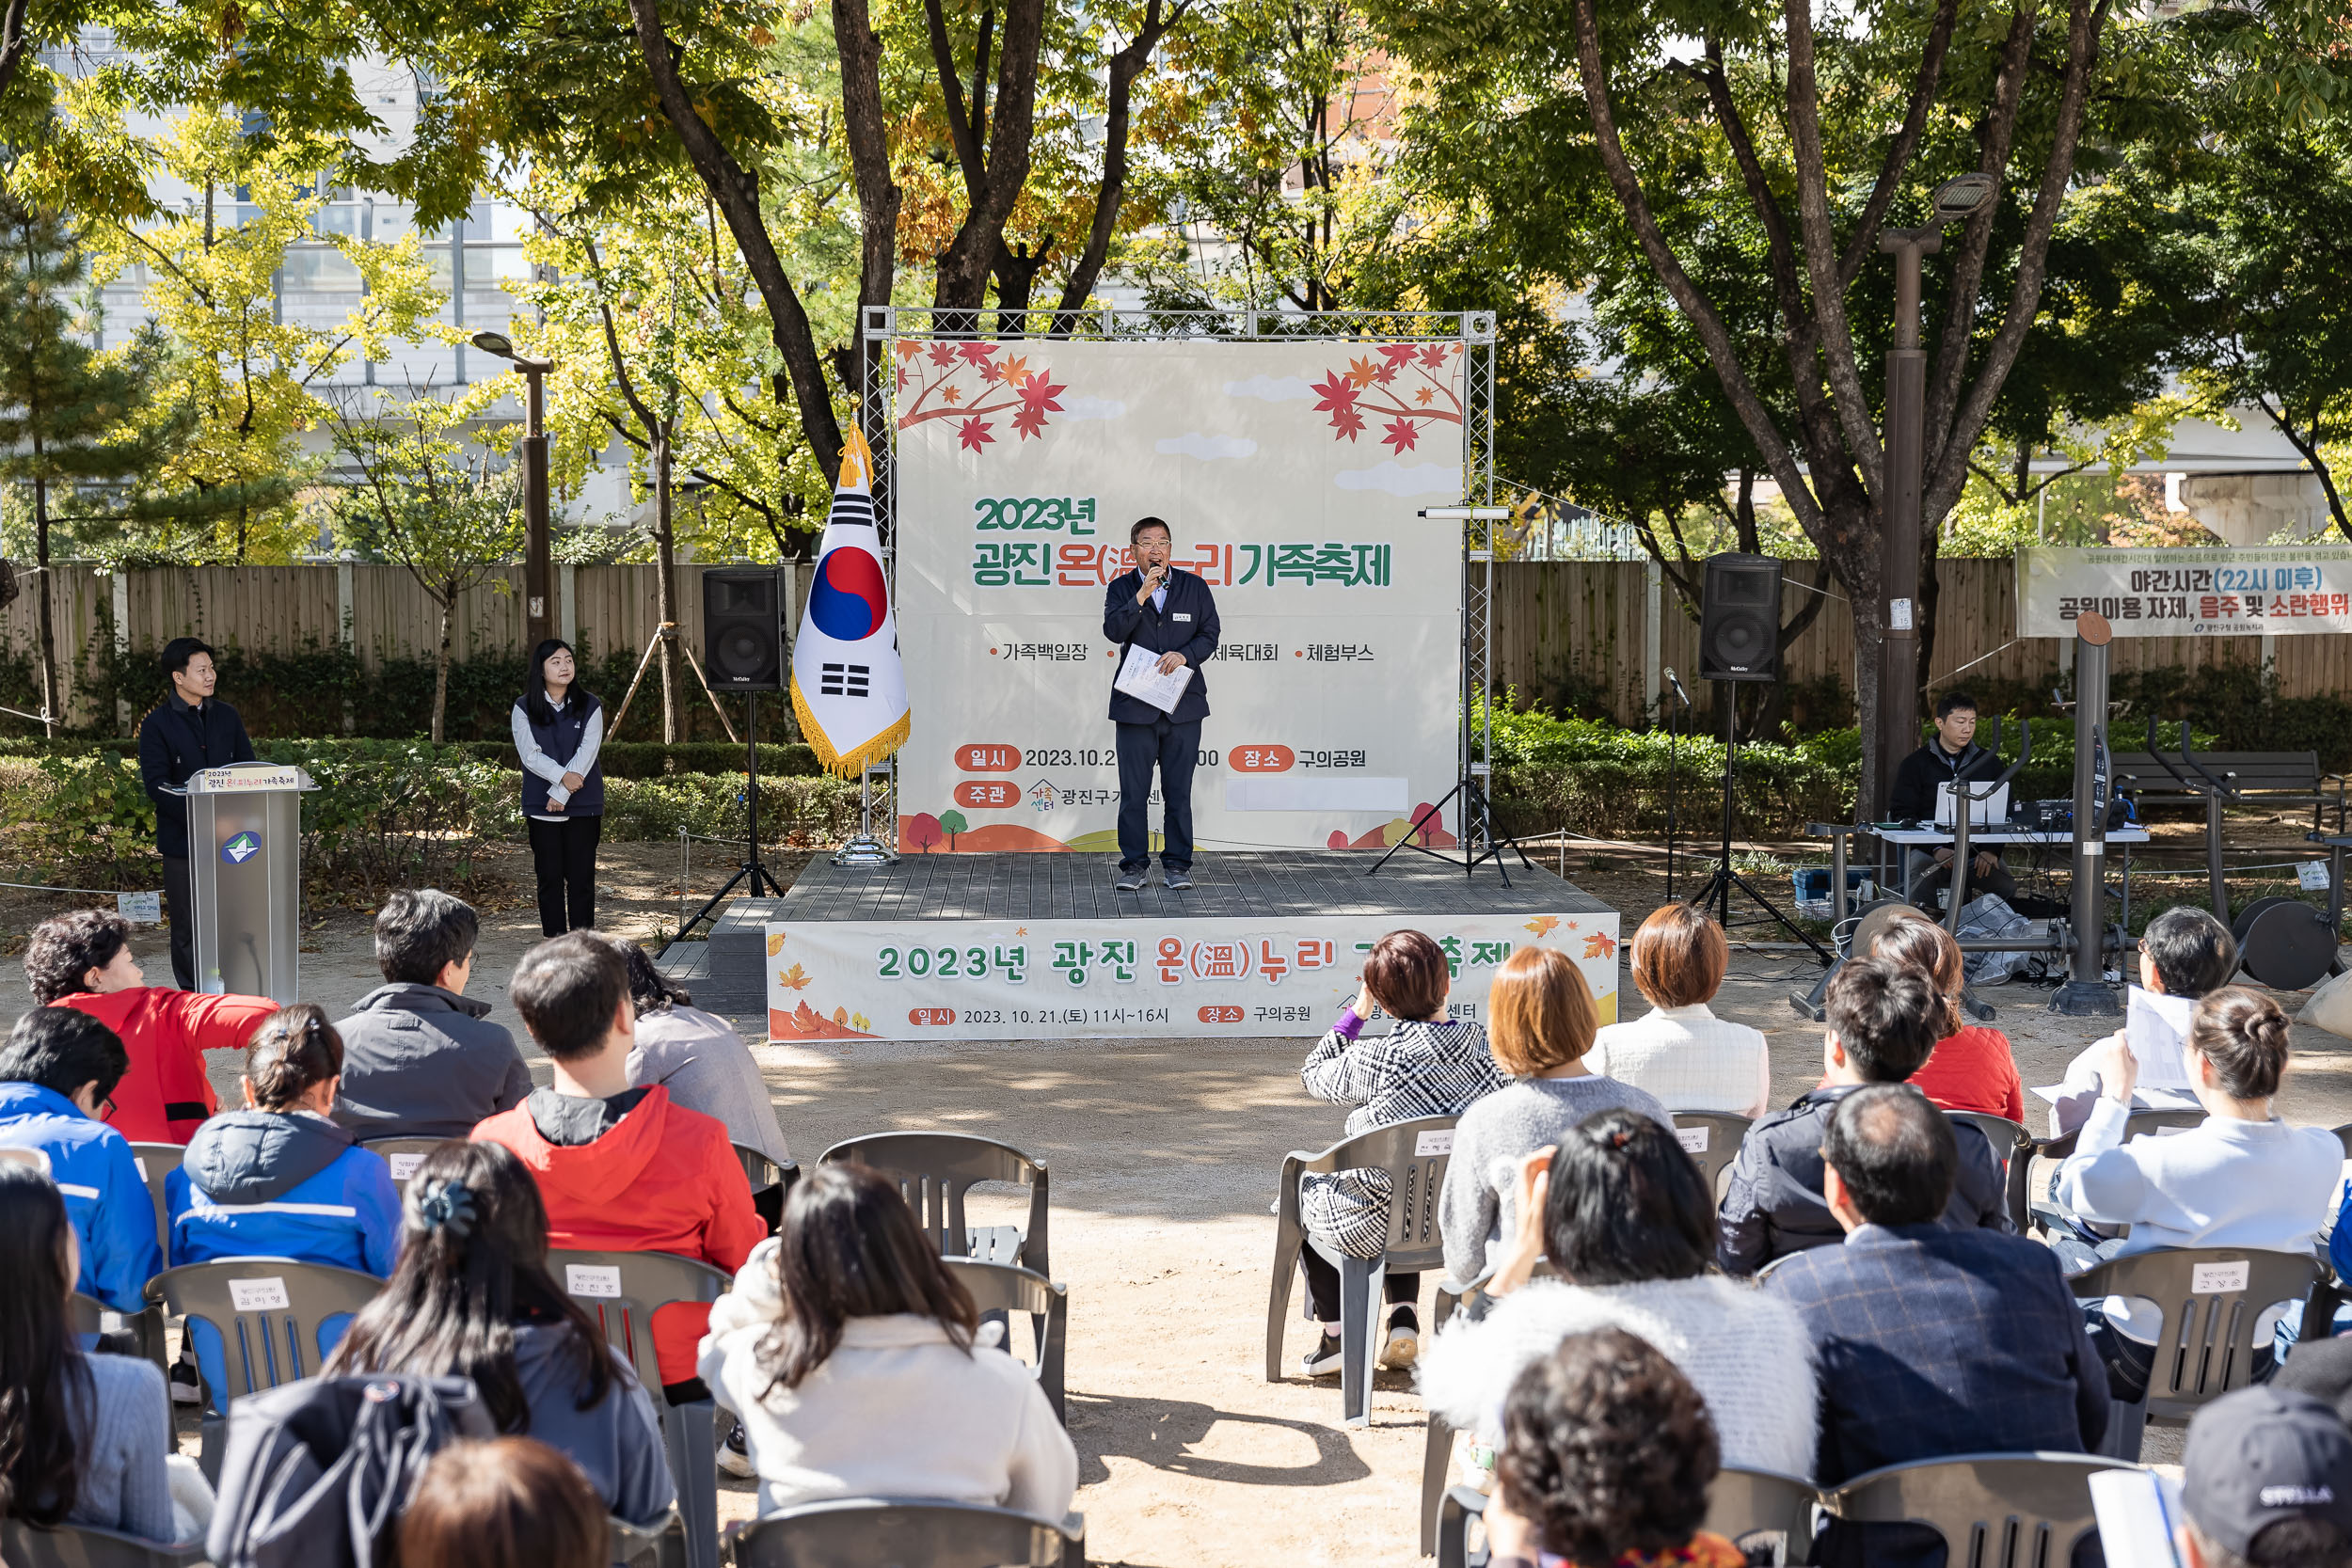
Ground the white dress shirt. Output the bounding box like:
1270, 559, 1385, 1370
1587, 1001, 1772, 1117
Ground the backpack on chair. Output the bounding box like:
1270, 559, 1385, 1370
207, 1374, 494, 1568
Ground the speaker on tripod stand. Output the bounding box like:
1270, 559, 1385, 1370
1687, 554, 1829, 960
677, 568, 787, 939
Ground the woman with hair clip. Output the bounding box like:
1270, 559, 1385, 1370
325, 1141, 675, 1526
1867, 908, 2025, 1122
167, 1004, 403, 1401
512, 638, 606, 938
0, 1161, 212, 1542
698, 1161, 1077, 1519
1420, 1107, 1817, 1483
2052, 986, 2344, 1403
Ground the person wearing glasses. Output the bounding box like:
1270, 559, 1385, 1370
22, 908, 277, 1144
0, 1006, 164, 1322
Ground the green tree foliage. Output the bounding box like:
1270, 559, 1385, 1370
325, 388, 525, 741
0, 190, 153, 731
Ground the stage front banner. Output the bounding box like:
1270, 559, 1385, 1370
764, 911, 1619, 1043
2018, 544, 2352, 637
892, 336, 1468, 856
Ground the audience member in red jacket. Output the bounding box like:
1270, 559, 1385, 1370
1869, 911, 2026, 1123
472, 931, 764, 1396
25, 909, 276, 1143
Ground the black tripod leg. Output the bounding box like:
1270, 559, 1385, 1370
1727, 870, 1833, 961
678, 863, 758, 941
1364, 784, 1466, 877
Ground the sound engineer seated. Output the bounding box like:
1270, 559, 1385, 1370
1890, 690, 2018, 911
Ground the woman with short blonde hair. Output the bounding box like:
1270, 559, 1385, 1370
1438, 947, 1673, 1288
1588, 905, 1771, 1117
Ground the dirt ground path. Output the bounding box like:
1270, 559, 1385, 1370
8, 842, 2352, 1564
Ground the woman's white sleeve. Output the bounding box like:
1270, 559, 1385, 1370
512, 705, 569, 786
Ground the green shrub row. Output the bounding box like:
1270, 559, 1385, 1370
1, 743, 858, 903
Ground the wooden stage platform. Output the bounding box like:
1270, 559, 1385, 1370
660, 850, 1618, 1042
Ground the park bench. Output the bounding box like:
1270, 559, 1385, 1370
2108, 749, 2346, 833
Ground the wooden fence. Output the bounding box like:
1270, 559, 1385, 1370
1490, 557, 2341, 722
5, 556, 2342, 733
3, 562, 814, 729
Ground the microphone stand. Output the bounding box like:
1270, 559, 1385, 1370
1663, 670, 1692, 900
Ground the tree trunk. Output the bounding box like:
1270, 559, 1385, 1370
1851, 595, 1884, 823
431, 593, 453, 744
992, 240, 1051, 338
653, 432, 681, 744
33, 471, 55, 737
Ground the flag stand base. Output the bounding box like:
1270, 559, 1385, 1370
832, 765, 900, 868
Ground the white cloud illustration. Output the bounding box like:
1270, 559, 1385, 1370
1222, 374, 1315, 403
1155, 432, 1259, 461
1058, 395, 1126, 421
1333, 461, 1463, 497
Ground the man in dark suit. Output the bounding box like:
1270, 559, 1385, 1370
1769, 1085, 2109, 1567
136, 636, 256, 989
1102, 516, 1220, 892
1718, 958, 2010, 1275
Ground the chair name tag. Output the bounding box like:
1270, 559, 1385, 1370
1415, 1130, 1454, 1157
2192, 1261, 2250, 1294
566, 1264, 623, 1298
388, 1154, 425, 1180
230, 1276, 290, 1311
1677, 1127, 1710, 1153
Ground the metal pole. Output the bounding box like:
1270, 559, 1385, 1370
2052, 610, 2121, 1015
522, 369, 552, 653
746, 690, 763, 896
1876, 230, 1937, 821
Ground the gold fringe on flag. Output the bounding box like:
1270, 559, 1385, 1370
790, 674, 912, 778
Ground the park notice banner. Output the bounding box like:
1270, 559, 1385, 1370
764, 911, 1620, 1042
892, 337, 1467, 855
2017, 545, 2352, 637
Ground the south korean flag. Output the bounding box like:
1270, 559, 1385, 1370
789, 428, 910, 775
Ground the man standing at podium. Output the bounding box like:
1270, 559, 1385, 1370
137, 638, 256, 990
1103, 517, 1220, 892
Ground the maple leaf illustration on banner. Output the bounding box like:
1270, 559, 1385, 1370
1523, 915, 1561, 938
1583, 931, 1618, 960
897, 340, 1069, 451
1311, 341, 1464, 448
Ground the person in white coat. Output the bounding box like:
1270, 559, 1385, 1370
696, 1161, 1076, 1520
1419, 1106, 1818, 1484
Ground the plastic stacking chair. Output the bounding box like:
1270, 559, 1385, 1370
1702, 1466, 1820, 1565
609, 1511, 683, 1568
2070, 1246, 2324, 1459
819, 1132, 1048, 1275
1943, 1111, 2029, 1231
551, 1249, 735, 1568
0, 1518, 208, 1568
733, 1144, 800, 1197
1669, 1113, 1751, 1199
943, 1258, 1069, 1424
1824, 1451, 2133, 1568
725, 1497, 1087, 1568
143, 1257, 385, 1481
1265, 1115, 1455, 1427
360, 1135, 458, 1198
1419, 1262, 1556, 1555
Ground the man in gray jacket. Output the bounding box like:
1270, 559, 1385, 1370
333, 889, 533, 1139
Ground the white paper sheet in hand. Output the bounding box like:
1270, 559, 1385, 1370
2087, 1467, 2183, 1568
2126, 985, 2197, 1091
1115, 643, 1195, 714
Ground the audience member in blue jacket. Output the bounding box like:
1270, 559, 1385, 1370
167, 1005, 401, 1401
0, 1007, 161, 1314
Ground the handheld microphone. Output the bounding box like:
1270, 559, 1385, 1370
1664, 667, 1691, 709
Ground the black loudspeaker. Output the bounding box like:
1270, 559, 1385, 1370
1698, 553, 1782, 683
702, 567, 786, 689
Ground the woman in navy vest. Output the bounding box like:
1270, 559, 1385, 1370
511, 639, 606, 937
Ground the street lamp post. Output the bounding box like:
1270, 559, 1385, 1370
1873, 173, 1997, 818
472, 332, 556, 654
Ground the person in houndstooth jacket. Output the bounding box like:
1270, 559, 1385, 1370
1293, 929, 1504, 1378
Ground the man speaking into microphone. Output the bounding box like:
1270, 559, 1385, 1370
1103, 516, 1220, 892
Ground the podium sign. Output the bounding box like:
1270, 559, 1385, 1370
186, 763, 316, 1000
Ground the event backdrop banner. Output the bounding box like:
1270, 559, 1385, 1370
2018, 545, 2352, 637
892, 337, 1468, 855
764, 911, 1619, 1042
